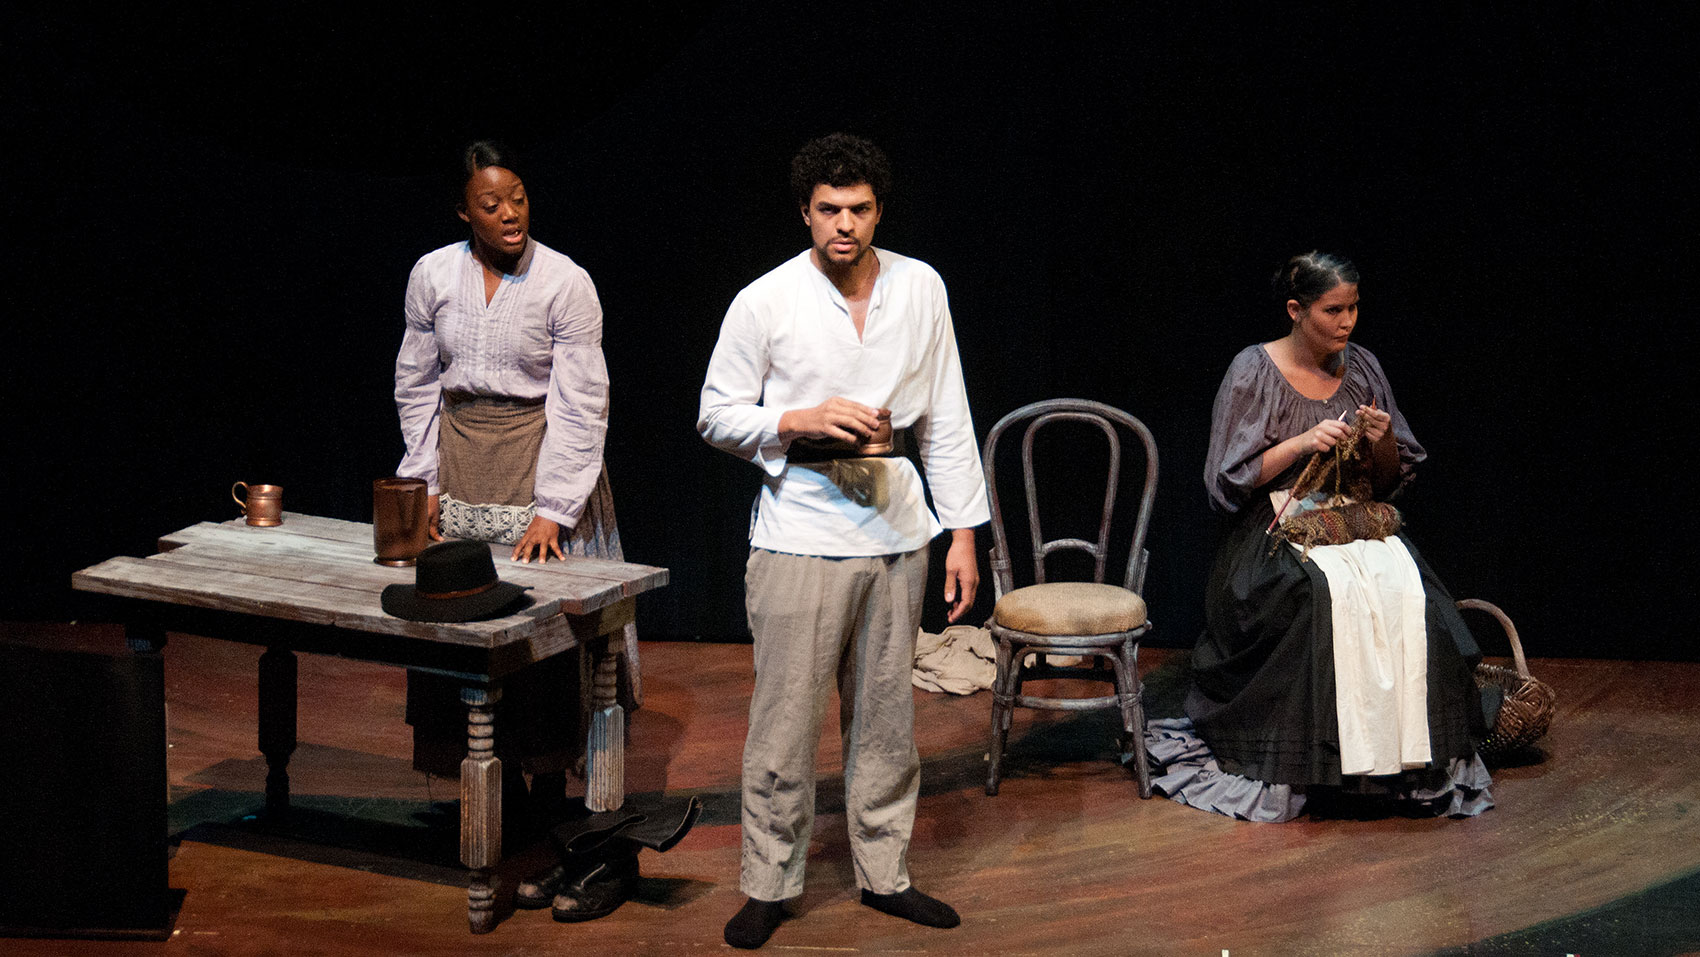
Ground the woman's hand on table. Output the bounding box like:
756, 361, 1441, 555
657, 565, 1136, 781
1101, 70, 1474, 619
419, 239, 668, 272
427, 494, 443, 542
512, 516, 565, 563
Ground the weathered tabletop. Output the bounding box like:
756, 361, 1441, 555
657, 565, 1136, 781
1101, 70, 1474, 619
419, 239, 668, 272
71, 512, 669, 934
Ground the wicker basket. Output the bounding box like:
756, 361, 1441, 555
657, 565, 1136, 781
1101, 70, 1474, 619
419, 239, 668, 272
1458, 598, 1556, 760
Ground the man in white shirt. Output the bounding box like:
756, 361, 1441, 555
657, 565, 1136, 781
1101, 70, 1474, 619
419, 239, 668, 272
699, 133, 990, 949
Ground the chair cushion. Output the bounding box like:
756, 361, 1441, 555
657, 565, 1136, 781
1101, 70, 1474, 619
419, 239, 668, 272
992, 582, 1147, 637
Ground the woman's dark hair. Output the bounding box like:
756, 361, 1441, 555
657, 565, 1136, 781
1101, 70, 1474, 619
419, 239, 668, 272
1273, 251, 1360, 307
453, 140, 522, 206
790, 133, 892, 208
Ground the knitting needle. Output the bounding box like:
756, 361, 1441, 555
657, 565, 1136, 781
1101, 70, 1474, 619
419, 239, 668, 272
1267, 408, 1351, 534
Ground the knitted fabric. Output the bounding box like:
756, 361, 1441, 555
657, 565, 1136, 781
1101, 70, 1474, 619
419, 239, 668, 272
1272, 413, 1402, 556
1278, 501, 1403, 553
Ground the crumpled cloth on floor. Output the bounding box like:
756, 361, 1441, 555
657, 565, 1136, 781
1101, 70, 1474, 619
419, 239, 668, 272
912, 625, 996, 694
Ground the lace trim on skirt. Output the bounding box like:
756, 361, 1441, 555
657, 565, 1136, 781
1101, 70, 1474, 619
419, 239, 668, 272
439, 495, 533, 546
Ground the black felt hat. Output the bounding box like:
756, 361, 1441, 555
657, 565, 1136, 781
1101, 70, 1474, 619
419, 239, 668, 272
381, 540, 530, 622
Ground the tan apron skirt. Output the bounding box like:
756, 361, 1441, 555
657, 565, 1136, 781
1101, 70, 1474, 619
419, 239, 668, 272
407, 392, 642, 778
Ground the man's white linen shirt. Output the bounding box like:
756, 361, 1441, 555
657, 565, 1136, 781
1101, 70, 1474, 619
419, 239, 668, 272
697, 248, 990, 557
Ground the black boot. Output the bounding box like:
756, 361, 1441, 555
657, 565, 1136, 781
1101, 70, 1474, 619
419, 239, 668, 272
550, 851, 640, 922
515, 861, 571, 909
521, 795, 702, 921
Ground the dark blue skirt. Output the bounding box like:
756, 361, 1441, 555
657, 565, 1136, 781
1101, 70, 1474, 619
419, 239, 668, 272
1185, 497, 1488, 786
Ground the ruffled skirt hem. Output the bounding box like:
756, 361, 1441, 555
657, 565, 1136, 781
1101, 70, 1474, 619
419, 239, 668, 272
1146, 717, 1494, 823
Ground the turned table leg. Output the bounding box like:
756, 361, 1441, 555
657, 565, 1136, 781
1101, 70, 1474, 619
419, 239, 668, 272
460, 685, 502, 934
258, 646, 297, 819
586, 631, 626, 813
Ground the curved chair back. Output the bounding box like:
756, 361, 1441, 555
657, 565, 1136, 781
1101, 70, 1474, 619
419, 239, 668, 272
981, 399, 1159, 600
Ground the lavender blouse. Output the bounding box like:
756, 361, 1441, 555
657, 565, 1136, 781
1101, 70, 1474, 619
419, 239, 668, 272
393, 239, 608, 528
1203, 343, 1425, 514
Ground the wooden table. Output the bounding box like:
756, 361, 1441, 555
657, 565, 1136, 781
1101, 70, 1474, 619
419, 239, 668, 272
71, 513, 668, 933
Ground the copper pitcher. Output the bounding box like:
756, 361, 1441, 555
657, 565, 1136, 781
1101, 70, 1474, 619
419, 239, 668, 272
373, 477, 430, 566
231, 482, 283, 526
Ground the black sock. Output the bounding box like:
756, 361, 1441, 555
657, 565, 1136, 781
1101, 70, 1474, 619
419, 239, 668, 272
724, 897, 786, 949
860, 887, 960, 928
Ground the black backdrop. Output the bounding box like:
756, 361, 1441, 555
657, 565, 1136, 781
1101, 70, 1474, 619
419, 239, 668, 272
7, 4, 1694, 659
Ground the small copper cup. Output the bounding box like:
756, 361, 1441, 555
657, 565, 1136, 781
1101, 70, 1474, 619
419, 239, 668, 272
858, 408, 894, 455
232, 482, 283, 527
373, 477, 430, 567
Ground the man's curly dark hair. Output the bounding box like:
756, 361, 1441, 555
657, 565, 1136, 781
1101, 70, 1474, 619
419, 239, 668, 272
790, 133, 893, 208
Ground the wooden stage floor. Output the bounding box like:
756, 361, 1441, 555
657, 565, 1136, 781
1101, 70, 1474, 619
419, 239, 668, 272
10, 635, 1700, 956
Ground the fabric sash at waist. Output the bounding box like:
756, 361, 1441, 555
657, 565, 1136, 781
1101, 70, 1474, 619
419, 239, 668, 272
787, 428, 912, 464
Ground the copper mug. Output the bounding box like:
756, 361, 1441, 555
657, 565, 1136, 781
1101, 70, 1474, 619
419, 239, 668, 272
793, 407, 895, 458
860, 408, 894, 455
373, 477, 430, 567
232, 482, 283, 526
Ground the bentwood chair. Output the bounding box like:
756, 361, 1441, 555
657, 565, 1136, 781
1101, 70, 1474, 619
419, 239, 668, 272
982, 399, 1158, 797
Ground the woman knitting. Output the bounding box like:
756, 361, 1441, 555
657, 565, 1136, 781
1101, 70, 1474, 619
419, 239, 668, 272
1152, 251, 1493, 822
